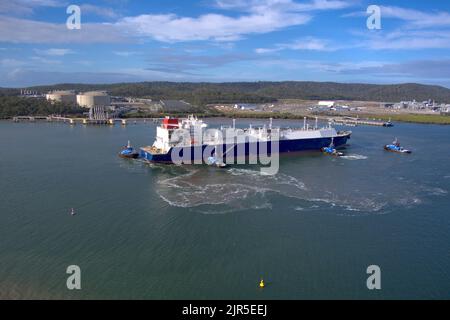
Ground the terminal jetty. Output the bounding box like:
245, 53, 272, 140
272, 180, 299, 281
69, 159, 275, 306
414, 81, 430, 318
330, 117, 393, 127
13, 115, 128, 126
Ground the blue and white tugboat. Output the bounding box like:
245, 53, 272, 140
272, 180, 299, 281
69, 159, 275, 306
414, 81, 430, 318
206, 146, 228, 168
119, 141, 139, 159
139, 116, 352, 164
321, 138, 344, 157
384, 138, 412, 154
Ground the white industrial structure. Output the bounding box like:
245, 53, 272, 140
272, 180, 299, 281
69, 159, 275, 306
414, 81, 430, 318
89, 106, 109, 121
318, 101, 336, 108
77, 91, 111, 108
46, 91, 77, 104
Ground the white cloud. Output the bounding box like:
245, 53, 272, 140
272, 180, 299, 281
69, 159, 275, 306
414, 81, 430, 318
0, 0, 63, 16
80, 4, 119, 19
31, 56, 62, 64
114, 0, 354, 43
285, 37, 333, 51
379, 6, 450, 28
116, 11, 311, 42
255, 48, 282, 54
113, 51, 140, 57
216, 0, 351, 12
345, 5, 450, 51
366, 30, 450, 50
293, 0, 353, 11
0, 0, 355, 44
145, 49, 261, 75
328, 59, 450, 80
34, 48, 74, 56
256, 37, 338, 53
0, 16, 129, 44
346, 28, 450, 51
306, 60, 386, 73
0, 58, 26, 67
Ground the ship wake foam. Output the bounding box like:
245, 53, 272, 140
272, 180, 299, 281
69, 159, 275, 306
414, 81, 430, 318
156, 168, 307, 213
154, 166, 448, 214
340, 154, 368, 161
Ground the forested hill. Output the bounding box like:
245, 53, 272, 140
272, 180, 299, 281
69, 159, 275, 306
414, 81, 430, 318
3, 81, 450, 105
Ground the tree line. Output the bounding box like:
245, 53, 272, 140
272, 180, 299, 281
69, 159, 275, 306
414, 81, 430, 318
0, 96, 85, 119
13, 81, 450, 104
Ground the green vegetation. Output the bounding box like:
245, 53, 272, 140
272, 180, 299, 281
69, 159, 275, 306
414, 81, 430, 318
217, 111, 311, 120
3, 81, 450, 124
356, 113, 450, 125
229, 110, 450, 124
15, 81, 450, 106
0, 88, 20, 97
0, 96, 85, 119
215, 110, 450, 124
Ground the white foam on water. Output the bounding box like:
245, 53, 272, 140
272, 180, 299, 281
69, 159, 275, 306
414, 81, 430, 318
396, 197, 423, 207
228, 168, 307, 191
156, 169, 276, 210
308, 196, 388, 213
422, 186, 448, 196
152, 165, 447, 215
155, 167, 388, 213
156, 167, 308, 211
340, 154, 368, 161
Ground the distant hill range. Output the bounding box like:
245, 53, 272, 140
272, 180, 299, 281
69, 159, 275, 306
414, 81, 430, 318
3, 81, 450, 105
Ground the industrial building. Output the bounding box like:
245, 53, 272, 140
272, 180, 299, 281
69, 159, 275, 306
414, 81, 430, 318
46, 91, 77, 104
77, 91, 111, 108
317, 101, 336, 108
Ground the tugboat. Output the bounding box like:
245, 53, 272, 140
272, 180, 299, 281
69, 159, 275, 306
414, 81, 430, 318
207, 156, 227, 168
119, 141, 139, 159
384, 138, 412, 154
206, 147, 228, 168
322, 138, 344, 157
383, 118, 394, 127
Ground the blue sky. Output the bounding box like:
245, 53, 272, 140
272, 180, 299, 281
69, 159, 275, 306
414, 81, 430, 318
1, 0, 450, 87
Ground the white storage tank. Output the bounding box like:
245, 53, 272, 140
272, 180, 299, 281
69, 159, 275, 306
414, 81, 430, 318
46, 91, 77, 104
77, 91, 111, 108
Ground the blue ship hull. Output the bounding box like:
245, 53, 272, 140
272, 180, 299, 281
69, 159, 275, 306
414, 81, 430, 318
140, 133, 351, 163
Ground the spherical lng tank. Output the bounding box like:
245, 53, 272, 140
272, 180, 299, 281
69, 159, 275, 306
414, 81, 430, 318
46, 91, 77, 104
76, 91, 111, 108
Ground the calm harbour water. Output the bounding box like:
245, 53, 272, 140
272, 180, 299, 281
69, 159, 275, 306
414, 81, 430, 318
0, 118, 449, 299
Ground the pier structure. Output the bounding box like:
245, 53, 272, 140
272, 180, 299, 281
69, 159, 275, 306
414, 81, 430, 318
13, 116, 51, 122
108, 118, 128, 125
12, 115, 128, 126
50, 116, 76, 124
330, 117, 392, 127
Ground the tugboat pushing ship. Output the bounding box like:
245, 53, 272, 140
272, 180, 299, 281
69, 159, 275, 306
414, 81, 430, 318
322, 138, 345, 157
119, 141, 139, 159
137, 116, 351, 164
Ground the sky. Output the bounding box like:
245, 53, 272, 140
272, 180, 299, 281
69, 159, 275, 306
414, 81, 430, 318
1, 0, 450, 87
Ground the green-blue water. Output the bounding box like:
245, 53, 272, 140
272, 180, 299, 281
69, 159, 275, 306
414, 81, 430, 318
1, 119, 449, 299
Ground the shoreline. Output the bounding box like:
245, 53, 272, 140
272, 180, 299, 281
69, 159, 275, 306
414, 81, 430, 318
3, 111, 450, 125
209, 112, 450, 125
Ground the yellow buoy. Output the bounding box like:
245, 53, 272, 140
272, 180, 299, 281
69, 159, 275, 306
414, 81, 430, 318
259, 279, 265, 288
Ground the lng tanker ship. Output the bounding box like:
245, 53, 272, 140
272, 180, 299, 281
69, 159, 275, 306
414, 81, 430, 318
139, 116, 351, 164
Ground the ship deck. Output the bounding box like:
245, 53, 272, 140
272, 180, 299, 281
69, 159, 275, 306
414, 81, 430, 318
141, 146, 167, 155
